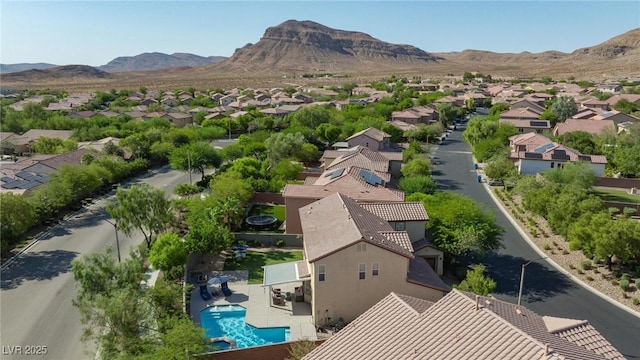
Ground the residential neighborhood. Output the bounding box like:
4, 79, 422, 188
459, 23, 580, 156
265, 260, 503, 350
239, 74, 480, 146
1, 74, 640, 360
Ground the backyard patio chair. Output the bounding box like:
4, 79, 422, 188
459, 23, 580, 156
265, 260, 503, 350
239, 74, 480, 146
272, 293, 285, 306
221, 281, 232, 296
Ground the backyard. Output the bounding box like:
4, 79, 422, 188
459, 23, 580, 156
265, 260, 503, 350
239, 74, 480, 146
593, 188, 640, 204
242, 204, 286, 232
224, 250, 304, 284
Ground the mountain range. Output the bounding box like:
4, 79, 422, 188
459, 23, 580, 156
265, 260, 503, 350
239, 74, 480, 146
2, 20, 639, 90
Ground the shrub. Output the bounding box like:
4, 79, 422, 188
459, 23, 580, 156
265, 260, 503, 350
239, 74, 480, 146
593, 268, 599, 274
620, 279, 630, 291
562, 250, 570, 255
621, 273, 631, 282
569, 264, 576, 270
577, 269, 583, 274
581, 261, 592, 271
249, 239, 260, 247
622, 292, 629, 299
611, 279, 619, 286
636, 278, 640, 289
276, 239, 285, 248
543, 243, 552, 250
173, 183, 200, 196
586, 276, 594, 281
633, 298, 640, 306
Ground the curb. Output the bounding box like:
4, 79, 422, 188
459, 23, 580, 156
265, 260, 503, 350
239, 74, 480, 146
478, 170, 640, 319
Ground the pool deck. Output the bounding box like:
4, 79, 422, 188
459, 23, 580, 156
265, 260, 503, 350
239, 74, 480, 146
190, 270, 317, 343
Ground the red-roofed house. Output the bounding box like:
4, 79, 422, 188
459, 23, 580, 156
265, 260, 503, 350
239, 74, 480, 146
553, 119, 616, 137
346, 127, 391, 151
510, 141, 607, 177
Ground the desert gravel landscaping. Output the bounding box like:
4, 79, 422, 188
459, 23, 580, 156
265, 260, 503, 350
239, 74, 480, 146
492, 188, 640, 312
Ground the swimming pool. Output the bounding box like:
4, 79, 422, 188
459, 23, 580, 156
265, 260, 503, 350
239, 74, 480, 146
200, 304, 290, 350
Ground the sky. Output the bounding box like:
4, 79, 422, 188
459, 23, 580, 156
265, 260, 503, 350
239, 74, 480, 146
1, 1, 639, 66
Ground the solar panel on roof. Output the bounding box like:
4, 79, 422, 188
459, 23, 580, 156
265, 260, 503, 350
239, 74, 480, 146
524, 152, 543, 159
16, 171, 37, 181
324, 168, 345, 179
534, 143, 554, 153
360, 169, 383, 186
578, 155, 592, 161
529, 121, 548, 127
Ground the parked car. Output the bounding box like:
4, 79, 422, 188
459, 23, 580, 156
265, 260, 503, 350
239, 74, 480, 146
488, 179, 504, 186
199, 285, 212, 300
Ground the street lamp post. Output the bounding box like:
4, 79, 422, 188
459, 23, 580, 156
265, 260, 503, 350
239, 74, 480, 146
517, 256, 547, 306
104, 219, 121, 263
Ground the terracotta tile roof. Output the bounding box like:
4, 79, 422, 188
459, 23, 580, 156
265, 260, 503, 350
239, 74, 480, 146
407, 256, 450, 291
501, 118, 551, 129
11, 129, 74, 146
300, 193, 414, 262
388, 120, 418, 131
553, 119, 616, 136
510, 133, 552, 151
513, 142, 607, 164
304, 290, 621, 360
500, 107, 543, 119
326, 147, 389, 173
545, 318, 624, 360
379, 150, 403, 161
346, 127, 390, 142
411, 238, 438, 251
303, 176, 318, 185
36, 148, 96, 170
359, 202, 428, 221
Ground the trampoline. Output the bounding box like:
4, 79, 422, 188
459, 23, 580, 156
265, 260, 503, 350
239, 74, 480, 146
246, 215, 278, 228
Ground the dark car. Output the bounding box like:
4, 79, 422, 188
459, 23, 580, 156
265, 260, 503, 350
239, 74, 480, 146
199, 285, 212, 300
488, 179, 504, 186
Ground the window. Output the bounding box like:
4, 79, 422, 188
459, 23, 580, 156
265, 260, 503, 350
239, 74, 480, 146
318, 265, 326, 282
518, 128, 524, 133
550, 162, 554, 168
359, 264, 366, 280
372, 263, 379, 276
357, 243, 367, 252
393, 222, 406, 231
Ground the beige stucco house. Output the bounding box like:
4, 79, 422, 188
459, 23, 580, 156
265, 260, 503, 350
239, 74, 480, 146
299, 193, 449, 326
345, 127, 391, 151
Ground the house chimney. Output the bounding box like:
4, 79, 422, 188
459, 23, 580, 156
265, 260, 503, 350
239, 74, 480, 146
475, 295, 480, 311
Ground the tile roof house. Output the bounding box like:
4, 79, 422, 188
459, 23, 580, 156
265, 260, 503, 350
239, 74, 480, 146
605, 94, 640, 106
346, 127, 391, 151
500, 107, 543, 121
552, 119, 616, 137
283, 166, 404, 234
4, 129, 74, 155
500, 118, 551, 134
322, 145, 397, 177
0, 167, 50, 195
591, 110, 639, 125
299, 193, 449, 326
510, 138, 607, 177
391, 106, 438, 125
303, 290, 624, 360
510, 99, 546, 114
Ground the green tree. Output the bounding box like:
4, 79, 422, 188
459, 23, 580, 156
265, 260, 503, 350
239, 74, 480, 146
399, 176, 438, 195
401, 157, 432, 177
436, 103, 458, 127
149, 233, 188, 273
408, 192, 503, 260
107, 184, 174, 249
555, 131, 599, 155
315, 123, 341, 144
613, 99, 639, 114
71, 249, 150, 358
550, 96, 578, 124
0, 194, 36, 253
454, 264, 496, 296
264, 132, 306, 164
614, 144, 640, 178
132, 316, 207, 360
209, 172, 254, 204
169, 142, 222, 181
544, 161, 597, 189
488, 103, 509, 117
484, 157, 516, 181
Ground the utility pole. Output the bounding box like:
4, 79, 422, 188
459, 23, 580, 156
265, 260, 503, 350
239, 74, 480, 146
517, 256, 547, 306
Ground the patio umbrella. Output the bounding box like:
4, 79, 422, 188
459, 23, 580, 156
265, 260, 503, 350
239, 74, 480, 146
207, 277, 222, 285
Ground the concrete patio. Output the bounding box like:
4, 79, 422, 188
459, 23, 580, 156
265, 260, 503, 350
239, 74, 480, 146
190, 270, 317, 344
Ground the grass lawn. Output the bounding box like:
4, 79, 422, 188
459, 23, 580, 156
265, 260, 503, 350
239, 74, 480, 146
594, 188, 640, 204
223, 250, 303, 284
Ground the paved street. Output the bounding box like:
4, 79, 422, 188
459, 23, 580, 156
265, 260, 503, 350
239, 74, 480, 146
431, 126, 640, 358
0, 167, 191, 359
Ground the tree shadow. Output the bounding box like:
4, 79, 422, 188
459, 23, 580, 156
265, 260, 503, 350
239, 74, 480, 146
433, 178, 462, 191
1, 250, 79, 290
482, 253, 577, 303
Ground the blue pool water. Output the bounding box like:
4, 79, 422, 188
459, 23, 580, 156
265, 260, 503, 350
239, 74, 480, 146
200, 304, 290, 349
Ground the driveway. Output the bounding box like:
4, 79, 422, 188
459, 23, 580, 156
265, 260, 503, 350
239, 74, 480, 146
431, 125, 640, 358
